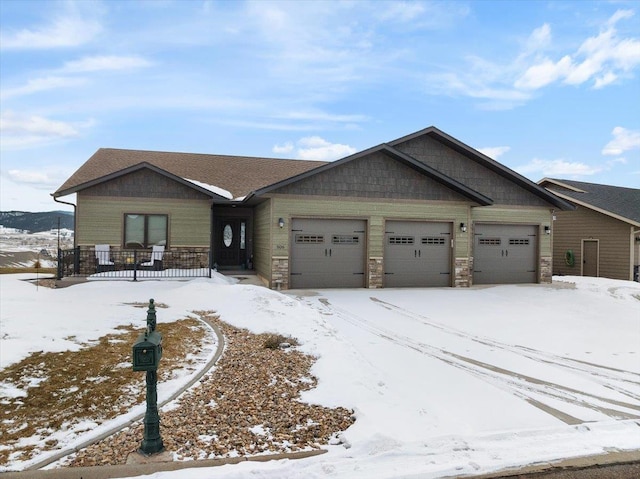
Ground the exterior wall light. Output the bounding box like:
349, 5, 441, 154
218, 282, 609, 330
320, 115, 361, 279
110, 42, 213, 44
460, 223, 467, 233
278, 218, 285, 229
544, 225, 551, 235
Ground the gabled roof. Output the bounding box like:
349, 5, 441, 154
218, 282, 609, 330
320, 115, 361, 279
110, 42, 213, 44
54, 127, 576, 210
55, 162, 234, 201
249, 143, 494, 205
390, 126, 574, 210
53, 148, 326, 199
539, 178, 640, 227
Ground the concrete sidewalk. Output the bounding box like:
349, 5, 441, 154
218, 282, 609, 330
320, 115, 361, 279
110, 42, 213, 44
466, 450, 640, 478
1, 449, 327, 479
3, 450, 638, 479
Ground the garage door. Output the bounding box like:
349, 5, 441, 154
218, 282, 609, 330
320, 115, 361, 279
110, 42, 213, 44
473, 224, 537, 284
384, 221, 451, 287
290, 219, 366, 288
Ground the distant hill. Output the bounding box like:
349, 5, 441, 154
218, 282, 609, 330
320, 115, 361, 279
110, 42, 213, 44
0, 211, 74, 233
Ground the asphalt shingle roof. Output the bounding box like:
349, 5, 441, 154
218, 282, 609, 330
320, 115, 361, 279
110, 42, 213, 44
542, 178, 640, 225
54, 148, 327, 199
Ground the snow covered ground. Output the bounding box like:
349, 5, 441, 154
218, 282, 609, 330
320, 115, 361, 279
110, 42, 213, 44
1, 274, 639, 478
0, 226, 73, 268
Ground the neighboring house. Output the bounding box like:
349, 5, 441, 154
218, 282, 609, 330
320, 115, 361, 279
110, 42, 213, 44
538, 178, 640, 281
53, 126, 572, 289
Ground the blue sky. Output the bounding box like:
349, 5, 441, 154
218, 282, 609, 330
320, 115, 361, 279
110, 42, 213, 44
1, 0, 639, 212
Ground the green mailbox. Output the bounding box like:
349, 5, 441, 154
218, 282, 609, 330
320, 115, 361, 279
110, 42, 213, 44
132, 331, 163, 371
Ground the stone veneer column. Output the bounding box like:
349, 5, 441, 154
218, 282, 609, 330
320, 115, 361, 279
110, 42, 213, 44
454, 257, 471, 287
540, 256, 552, 284
271, 257, 289, 290
368, 257, 383, 288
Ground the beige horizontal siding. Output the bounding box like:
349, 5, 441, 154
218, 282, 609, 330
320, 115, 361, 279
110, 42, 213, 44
552, 206, 632, 280
253, 200, 272, 282
77, 195, 211, 247
268, 195, 472, 258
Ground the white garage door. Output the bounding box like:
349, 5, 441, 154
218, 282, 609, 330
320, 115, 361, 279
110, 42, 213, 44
290, 218, 366, 288
473, 224, 538, 284
384, 221, 452, 287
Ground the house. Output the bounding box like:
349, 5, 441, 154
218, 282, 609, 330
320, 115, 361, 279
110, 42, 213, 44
53, 126, 573, 289
538, 179, 640, 281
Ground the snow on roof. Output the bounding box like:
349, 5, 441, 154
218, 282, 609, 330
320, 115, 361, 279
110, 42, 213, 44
184, 178, 233, 200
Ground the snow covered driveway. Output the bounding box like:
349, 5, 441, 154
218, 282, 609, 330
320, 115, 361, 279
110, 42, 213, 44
262, 279, 640, 478
292, 284, 640, 435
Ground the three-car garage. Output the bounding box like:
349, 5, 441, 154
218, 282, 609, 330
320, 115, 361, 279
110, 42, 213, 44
288, 218, 540, 289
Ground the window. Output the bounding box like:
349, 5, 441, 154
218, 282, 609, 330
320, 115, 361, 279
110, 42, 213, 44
389, 236, 414, 245
421, 237, 445, 245
509, 238, 530, 245
332, 235, 359, 245
479, 238, 501, 246
124, 214, 167, 248
295, 234, 324, 244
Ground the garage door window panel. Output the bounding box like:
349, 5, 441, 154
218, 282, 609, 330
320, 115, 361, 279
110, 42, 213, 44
389, 236, 414, 245
422, 237, 446, 245
332, 235, 359, 245
295, 234, 324, 244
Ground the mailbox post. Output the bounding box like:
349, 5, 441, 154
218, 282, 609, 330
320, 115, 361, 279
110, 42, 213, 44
132, 299, 164, 455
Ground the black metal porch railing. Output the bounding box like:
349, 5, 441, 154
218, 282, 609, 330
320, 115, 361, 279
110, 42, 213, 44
57, 247, 212, 280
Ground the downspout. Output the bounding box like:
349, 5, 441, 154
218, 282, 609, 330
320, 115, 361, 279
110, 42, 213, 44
51, 194, 77, 249
633, 229, 640, 282
209, 201, 215, 277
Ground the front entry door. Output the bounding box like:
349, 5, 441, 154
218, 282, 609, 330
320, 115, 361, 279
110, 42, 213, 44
215, 219, 243, 268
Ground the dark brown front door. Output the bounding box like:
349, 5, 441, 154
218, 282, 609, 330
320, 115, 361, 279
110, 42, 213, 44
583, 240, 598, 277
215, 219, 241, 268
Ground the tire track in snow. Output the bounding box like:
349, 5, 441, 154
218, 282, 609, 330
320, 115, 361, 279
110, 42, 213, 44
309, 297, 640, 425
370, 297, 640, 402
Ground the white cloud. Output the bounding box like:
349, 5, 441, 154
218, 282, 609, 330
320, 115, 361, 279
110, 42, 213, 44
428, 9, 640, 108
602, 126, 640, 156
0, 76, 87, 100
515, 10, 640, 91
477, 146, 511, 159
276, 111, 369, 123
525, 23, 552, 52
6, 169, 60, 189
377, 2, 426, 23
0, 9, 102, 49
607, 9, 635, 26
1, 56, 153, 100
515, 56, 572, 90
61, 55, 153, 73
272, 142, 294, 154
594, 71, 618, 89
606, 157, 627, 167
0, 111, 88, 150
516, 158, 602, 177
298, 136, 357, 161
272, 136, 356, 161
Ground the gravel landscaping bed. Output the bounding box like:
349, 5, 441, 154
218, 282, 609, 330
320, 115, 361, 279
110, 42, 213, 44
64, 314, 355, 467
